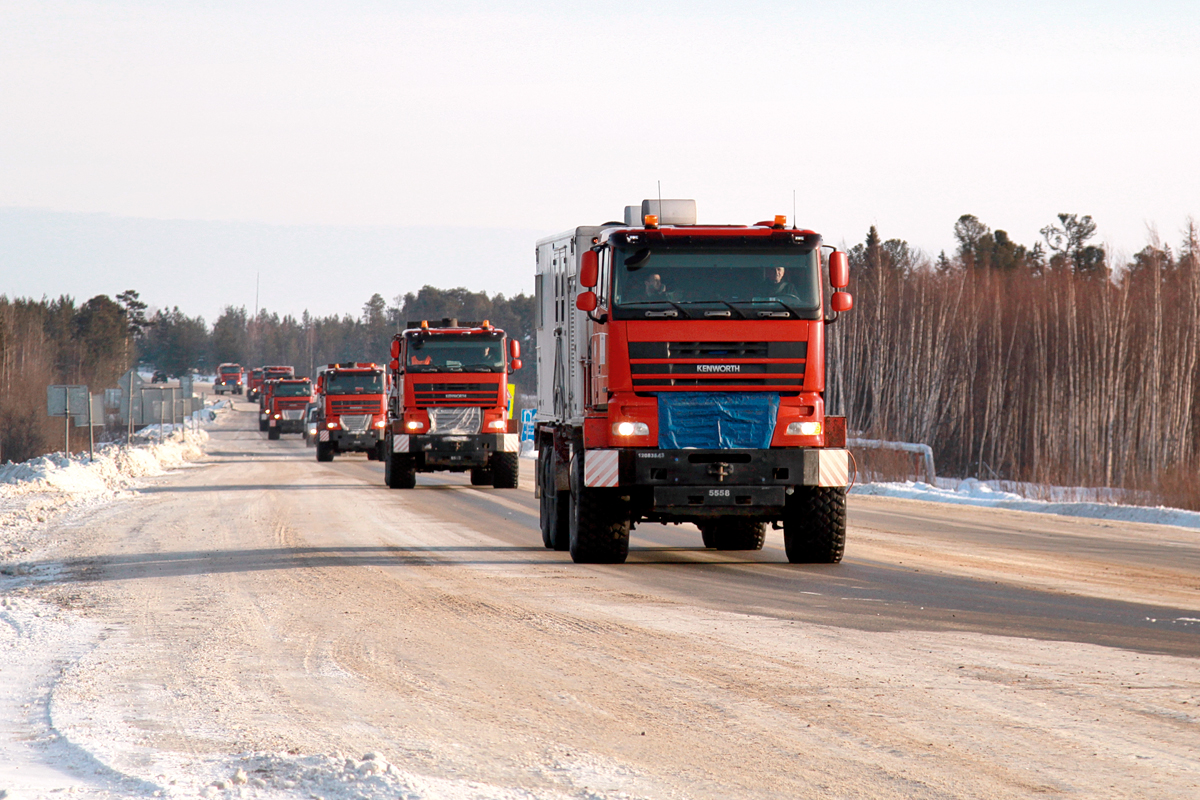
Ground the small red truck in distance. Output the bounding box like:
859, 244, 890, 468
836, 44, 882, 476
257, 366, 296, 429
314, 363, 387, 462
382, 319, 522, 489
214, 363, 244, 395
246, 368, 265, 401
264, 377, 314, 440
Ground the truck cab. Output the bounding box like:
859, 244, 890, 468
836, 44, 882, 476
246, 368, 265, 401
382, 319, 522, 489
314, 363, 387, 462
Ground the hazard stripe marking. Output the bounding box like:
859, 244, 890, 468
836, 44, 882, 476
818, 449, 849, 487
392, 434, 410, 453
584, 450, 620, 487
502, 433, 520, 452
318, 430, 329, 442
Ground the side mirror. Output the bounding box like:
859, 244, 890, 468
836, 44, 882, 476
829, 250, 849, 289
576, 291, 598, 312
509, 339, 520, 359
390, 339, 401, 358
580, 250, 599, 288
389, 359, 400, 371
831, 292, 853, 312
510, 358, 523, 371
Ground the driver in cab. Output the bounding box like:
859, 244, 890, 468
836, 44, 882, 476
759, 266, 797, 298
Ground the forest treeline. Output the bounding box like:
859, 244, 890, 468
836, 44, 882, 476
2, 213, 1197, 509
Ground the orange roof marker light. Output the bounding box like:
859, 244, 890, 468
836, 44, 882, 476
773, 215, 788, 229
421, 320, 429, 329
644, 214, 659, 229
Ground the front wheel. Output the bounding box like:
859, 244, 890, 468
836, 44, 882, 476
385, 447, 416, 488
268, 425, 280, 440
568, 453, 630, 564
782, 486, 847, 564
490, 452, 519, 489
469, 466, 493, 486
316, 441, 335, 463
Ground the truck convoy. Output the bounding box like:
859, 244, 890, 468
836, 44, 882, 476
263, 377, 314, 440
214, 363, 244, 395
533, 199, 854, 564
382, 319, 522, 489
314, 362, 388, 463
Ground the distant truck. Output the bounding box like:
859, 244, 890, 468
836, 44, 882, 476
534, 199, 854, 564
314, 363, 388, 463
264, 377, 314, 440
256, 366, 295, 427
214, 363, 244, 395
246, 368, 265, 401
382, 319, 522, 489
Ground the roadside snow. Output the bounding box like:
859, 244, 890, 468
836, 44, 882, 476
852, 477, 1200, 531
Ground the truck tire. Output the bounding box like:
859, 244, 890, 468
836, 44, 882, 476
697, 519, 766, 550
490, 452, 519, 489
783, 486, 847, 564
259, 417, 268, 432
385, 449, 416, 489
268, 425, 280, 441
470, 467, 494, 486
316, 441, 335, 463
568, 454, 630, 564
538, 447, 569, 550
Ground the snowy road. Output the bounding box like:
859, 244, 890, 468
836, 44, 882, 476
3, 403, 1199, 799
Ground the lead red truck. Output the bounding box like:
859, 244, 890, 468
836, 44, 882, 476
534, 199, 855, 564
382, 319, 522, 489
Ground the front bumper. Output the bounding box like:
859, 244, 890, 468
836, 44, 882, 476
317, 428, 384, 451
392, 432, 520, 470
583, 447, 849, 519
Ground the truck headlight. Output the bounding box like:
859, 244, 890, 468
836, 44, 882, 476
613, 421, 649, 436
406, 420, 424, 431
486, 419, 506, 430
327, 422, 338, 429
787, 421, 822, 436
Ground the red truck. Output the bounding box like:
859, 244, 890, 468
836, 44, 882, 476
256, 366, 295, 428
314, 362, 387, 462
534, 199, 854, 564
382, 319, 522, 489
264, 377, 314, 440
246, 368, 265, 401
214, 363, 244, 395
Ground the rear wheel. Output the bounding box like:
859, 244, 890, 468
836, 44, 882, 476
491, 452, 519, 489
697, 519, 766, 550
783, 487, 847, 564
538, 446, 569, 550
469, 467, 493, 486
568, 453, 630, 564
316, 441, 335, 463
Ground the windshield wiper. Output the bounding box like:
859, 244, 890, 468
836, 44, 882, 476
733, 299, 803, 318
619, 301, 690, 318
677, 300, 745, 319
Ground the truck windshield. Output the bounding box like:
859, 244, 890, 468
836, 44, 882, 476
219, 367, 241, 375
326, 373, 383, 394
611, 246, 821, 320
274, 383, 312, 397
406, 335, 505, 373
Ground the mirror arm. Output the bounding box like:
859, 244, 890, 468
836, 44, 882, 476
587, 310, 608, 324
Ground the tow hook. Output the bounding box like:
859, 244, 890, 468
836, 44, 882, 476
707, 462, 733, 482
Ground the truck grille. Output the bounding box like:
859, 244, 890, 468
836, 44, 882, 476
331, 399, 382, 414
340, 414, 372, 433
412, 382, 500, 407
429, 407, 482, 434
628, 340, 807, 392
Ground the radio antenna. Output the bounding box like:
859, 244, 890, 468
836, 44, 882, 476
793, 189, 797, 230
657, 180, 662, 220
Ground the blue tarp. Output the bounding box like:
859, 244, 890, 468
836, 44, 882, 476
658, 392, 779, 450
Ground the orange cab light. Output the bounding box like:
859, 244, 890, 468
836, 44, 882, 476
420, 320, 429, 329
774, 215, 787, 228
643, 214, 658, 228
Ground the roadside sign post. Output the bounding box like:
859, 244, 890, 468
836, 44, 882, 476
47, 385, 89, 455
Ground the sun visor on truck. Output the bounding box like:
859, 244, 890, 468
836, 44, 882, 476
658, 392, 779, 450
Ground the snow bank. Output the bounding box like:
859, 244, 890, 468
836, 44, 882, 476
852, 477, 1200, 531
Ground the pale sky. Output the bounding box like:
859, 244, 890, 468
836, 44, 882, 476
2, 0, 1198, 321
